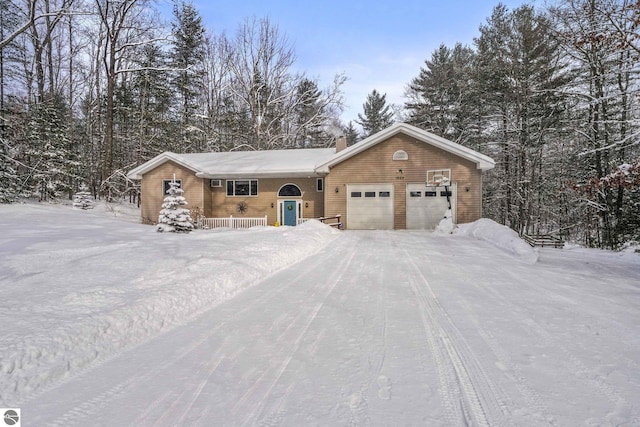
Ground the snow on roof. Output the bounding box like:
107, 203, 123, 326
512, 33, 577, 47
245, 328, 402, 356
127, 123, 495, 180
185, 148, 336, 178
127, 148, 336, 180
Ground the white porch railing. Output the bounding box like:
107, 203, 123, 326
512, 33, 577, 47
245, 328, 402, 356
199, 215, 267, 229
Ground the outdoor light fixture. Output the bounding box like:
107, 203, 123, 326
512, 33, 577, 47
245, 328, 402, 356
305, 202, 309, 208
335, 187, 339, 193
271, 202, 274, 208
465, 186, 470, 192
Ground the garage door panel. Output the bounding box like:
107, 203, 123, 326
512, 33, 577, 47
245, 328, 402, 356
406, 183, 456, 230
347, 184, 394, 230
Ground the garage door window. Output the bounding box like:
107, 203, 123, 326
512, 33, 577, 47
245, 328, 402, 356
440, 190, 452, 197
379, 191, 390, 197
365, 191, 376, 197
410, 191, 422, 197
425, 191, 437, 197
351, 191, 362, 197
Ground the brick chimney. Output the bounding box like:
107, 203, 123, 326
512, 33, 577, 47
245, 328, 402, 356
335, 136, 347, 153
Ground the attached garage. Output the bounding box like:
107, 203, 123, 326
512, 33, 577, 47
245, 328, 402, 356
346, 184, 394, 229
130, 123, 495, 230
406, 183, 457, 230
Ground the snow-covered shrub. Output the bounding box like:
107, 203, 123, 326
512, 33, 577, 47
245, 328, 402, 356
72, 191, 94, 209
157, 179, 193, 233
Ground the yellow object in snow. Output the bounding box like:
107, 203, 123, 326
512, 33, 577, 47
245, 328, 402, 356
274, 221, 280, 227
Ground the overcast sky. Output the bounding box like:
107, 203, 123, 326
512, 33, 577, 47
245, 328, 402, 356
180, 0, 535, 124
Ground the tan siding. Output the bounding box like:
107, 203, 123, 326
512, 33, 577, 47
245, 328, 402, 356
209, 178, 324, 225
140, 161, 205, 223
325, 133, 482, 229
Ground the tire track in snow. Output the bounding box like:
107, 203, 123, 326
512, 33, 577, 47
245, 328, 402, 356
456, 297, 556, 426
35, 237, 348, 426
231, 237, 360, 426
472, 266, 640, 425
344, 232, 391, 425
394, 233, 512, 427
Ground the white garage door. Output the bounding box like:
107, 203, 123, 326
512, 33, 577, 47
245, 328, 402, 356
406, 183, 456, 230
347, 184, 394, 230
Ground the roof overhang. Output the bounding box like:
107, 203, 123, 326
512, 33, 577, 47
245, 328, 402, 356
195, 170, 324, 179
126, 152, 202, 180
315, 122, 495, 173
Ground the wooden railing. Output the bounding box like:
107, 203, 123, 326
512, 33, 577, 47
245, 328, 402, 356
523, 234, 564, 248
318, 214, 343, 229
199, 215, 267, 229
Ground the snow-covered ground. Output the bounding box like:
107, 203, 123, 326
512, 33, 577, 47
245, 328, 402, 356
1, 202, 639, 426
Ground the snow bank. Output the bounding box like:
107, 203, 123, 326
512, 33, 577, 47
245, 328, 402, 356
433, 209, 455, 234
454, 218, 539, 264
0, 204, 340, 404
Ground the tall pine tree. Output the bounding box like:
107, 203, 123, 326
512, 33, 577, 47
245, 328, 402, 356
405, 43, 476, 144
356, 89, 394, 137
171, 0, 206, 152
475, 4, 567, 235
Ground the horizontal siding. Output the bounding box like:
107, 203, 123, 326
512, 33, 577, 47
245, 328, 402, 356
325, 133, 482, 229
141, 165, 325, 226
141, 161, 205, 223
209, 178, 324, 226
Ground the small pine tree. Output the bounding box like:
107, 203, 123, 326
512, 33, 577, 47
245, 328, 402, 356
157, 178, 193, 233
343, 121, 360, 146
73, 191, 94, 209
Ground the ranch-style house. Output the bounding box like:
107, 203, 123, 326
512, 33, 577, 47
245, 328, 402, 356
127, 122, 495, 230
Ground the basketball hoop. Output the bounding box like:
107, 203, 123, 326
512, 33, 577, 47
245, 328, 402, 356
427, 174, 449, 187
426, 169, 451, 187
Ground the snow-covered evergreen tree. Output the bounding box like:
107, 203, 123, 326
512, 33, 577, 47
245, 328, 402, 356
25, 99, 79, 201
157, 178, 193, 233
0, 139, 19, 203
72, 191, 94, 209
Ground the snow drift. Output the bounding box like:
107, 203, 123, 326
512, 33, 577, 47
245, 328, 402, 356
454, 218, 539, 264
0, 203, 340, 404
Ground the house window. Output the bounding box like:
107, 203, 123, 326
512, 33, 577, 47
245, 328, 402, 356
278, 184, 302, 197
226, 179, 258, 197
316, 178, 324, 192
163, 179, 181, 196
393, 150, 409, 161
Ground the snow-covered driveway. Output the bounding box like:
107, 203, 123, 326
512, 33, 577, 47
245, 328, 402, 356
11, 219, 639, 426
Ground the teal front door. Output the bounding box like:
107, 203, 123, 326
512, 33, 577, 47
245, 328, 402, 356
283, 200, 297, 226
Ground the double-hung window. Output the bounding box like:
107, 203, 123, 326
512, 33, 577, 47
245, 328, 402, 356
226, 179, 258, 197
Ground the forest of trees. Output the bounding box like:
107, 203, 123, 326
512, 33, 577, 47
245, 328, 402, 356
0, 0, 346, 203
1, 0, 638, 249
404, 0, 640, 249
